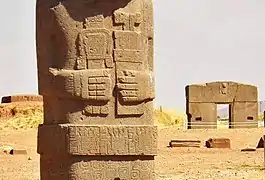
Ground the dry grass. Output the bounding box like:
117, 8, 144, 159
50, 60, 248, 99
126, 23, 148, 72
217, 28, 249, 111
234, 164, 265, 171
0, 102, 263, 130
154, 108, 186, 127
0, 102, 43, 130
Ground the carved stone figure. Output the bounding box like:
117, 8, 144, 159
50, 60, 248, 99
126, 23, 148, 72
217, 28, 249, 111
36, 0, 157, 179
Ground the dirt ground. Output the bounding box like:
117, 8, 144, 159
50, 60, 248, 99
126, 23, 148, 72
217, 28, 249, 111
0, 127, 264, 180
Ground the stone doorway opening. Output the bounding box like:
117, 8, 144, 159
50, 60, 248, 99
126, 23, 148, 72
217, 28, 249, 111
217, 104, 231, 129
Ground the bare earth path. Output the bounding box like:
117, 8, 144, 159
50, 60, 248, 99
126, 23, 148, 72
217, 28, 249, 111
0, 127, 264, 180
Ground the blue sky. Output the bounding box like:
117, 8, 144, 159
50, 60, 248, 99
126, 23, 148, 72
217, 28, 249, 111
1, 0, 265, 111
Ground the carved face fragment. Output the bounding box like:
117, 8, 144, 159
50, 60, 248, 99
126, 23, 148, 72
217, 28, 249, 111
220, 83, 228, 94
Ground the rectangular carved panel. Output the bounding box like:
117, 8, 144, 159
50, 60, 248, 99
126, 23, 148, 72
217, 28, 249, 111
77, 29, 113, 69
116, 70, 154, 116
69, 160, 155, 180
114, 31, 142, 50
73, 69, 112, 101
114, 49, 142, 63
114, 11, 142, 31
40, 156, 155, 180
38, 124, 158, 156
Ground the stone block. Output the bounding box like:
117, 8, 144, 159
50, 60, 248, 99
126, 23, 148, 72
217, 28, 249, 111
169, 139, 201, 148
1, 146, 27, 155
205, 138, 231, 148
10, 149, 27, 155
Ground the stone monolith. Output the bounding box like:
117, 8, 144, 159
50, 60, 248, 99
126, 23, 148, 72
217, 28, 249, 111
36, 0, 157, 179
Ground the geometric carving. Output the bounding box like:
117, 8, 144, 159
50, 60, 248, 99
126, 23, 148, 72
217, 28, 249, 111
77, 29, 113, 69
117, 70, 154, 102
69, 160, 155, 180
37, 124, 158, 156
68, 125, 157, 155
114, 11, 142, 31
112, 9, 148, 117
116, 70, 154, 116
75, 70, 111, 101
114, 11, 130, 25
84, 15, 105, 29
83, 104, 109, 116
114, 49, 142, 63
50, 69, 111, 102
81, 33, 107, 59
114, 31, 142, 50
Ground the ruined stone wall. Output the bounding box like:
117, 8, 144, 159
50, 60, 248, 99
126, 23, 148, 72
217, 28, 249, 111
36, 0, 157, 179
186, 81, 258, 129
1, 95, 43, 103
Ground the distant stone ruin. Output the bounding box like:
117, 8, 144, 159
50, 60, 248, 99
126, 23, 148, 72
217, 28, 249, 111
186, 81, 258, 129
1, 95, 43, 103
205, 138, 231, 148
36, 0, 157, 179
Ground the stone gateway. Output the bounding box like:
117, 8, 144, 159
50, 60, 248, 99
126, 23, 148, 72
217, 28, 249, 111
186, 81, 258, 129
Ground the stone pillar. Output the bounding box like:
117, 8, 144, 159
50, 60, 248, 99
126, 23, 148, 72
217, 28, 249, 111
187, 102, 217, 129
231, 102, 258, 128
36, 0, 157, 179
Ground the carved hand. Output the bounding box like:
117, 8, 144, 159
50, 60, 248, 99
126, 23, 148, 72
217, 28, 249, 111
86, 75, 111, 101
49, 68, 111, 101
117, 70, 154, 102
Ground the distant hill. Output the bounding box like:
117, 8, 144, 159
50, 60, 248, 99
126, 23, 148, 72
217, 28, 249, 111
218, 101, 265, 118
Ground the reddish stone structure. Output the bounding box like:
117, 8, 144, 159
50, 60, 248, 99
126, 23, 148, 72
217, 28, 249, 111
1, 95, 43, 103
36, 0, 157, 179
205, 138, 231, 148
186, 81, 258, 129
169, 139, 201, 148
